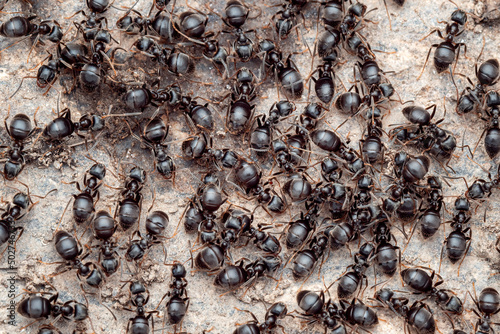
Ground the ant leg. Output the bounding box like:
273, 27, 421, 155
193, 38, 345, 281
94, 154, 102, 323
417, 45, 438, 80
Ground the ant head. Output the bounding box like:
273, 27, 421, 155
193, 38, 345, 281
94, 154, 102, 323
172, 262, 187, 278
450, 9, 467, 25
454, 197, 470, 211
13, 192, 31, 209
129, 166, 146, 183
89, 163, 106, 180
130, 281, 146, 295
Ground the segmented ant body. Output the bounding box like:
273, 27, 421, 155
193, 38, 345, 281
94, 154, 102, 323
273, 0, 308, 40
458, 58, 499, 114
259, 39, 304, 98
373, 220, 399, 276
157, 263, 189, 329
250, 100, 294, 155
53, 230, 104, 288
233, 302, 288, 333
419, 8, 468, 77
391, 105, 457, 161
336, 242, 374, 299
0, 192, 31, 251
32, 42, 89, 92
0, 15, 63, 44
117, 7, 177, 41
125, 281, 157, 334
375, 288, 436, 334
291, 229, 329, 280
126, 210, 169, 263
215, 257, 280, 290
401, 267, 463, 315
68, 163, 106, 224
124, 83, 182, 111
92, 211, 119, 276
130, 117, 175, 180
383, 153, 430, 222
220, 0, 255, 62
471, 287, 500, 334
2, 113, 36, 180
418, 176, 444, 238
225, 68, 257, 135
116, 167, 146, 231
479, 91, 500, 159
18, 289, 89, 323
296, 290, 347, 333
43, 108, 106, 141
440, 197, 471, 268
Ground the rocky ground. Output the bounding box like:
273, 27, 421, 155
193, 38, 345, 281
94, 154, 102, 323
0, 0, 500, 333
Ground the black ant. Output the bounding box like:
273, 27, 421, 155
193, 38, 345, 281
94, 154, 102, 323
116, 166, 146, 231
439, 197, 471, 274
92, 210, 120, 276
390, 104, 457, 162
125, 209, 169, 265
157, 262, 189, 332
123, 281, 158, 334
457, 57, 499, 114
418, 6, 468, 79
126, 116, 175, 180
0, 15, 63, 60
233, 302, 288, 333
1, 112, 38, 180
258, 39, 304, 99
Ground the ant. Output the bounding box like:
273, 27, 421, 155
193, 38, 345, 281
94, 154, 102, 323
335, 242, 374, 299
69, 0, 114, 42
418, 6, 468, 79
284, 204, 318, 250
123, 281, 158, 334
383, 152, 430, 224
272, 0, 308, 40
11, 42, 89, 97
50, 230, 104, 289
212, 0, 256, 63
0, 187, 55, 256
291, 228, 329, 280
373, 220, 399, 276
417, 176, 445, 238
258, 39, 304, 99
125, 209, 169, 264
157, 262, 189, 332
126, 116, 175, 180
469, 287, 500, 334
0, 15, 63, 59
390, 104, 457, 162
249, 100, 295, 155
61, 162, 106, 225
360, 107, 385, 164
233, 302, 288, 333
43, 108, 109, 141
223, 68, 258, 135
1, 112, 37, 180
439, 197, 471, 274
214, 257, 281, 292
478, 91, 500, 159
92, 211, 120, 276
18, 282, 91, 331
116, 4, 178, 41
375, 288, 436, 334
401, 266, 463, 315
123, 83, 182, 111
296, 289, 347, 333
457, 57, 499, 114
116, 166, 146, 231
